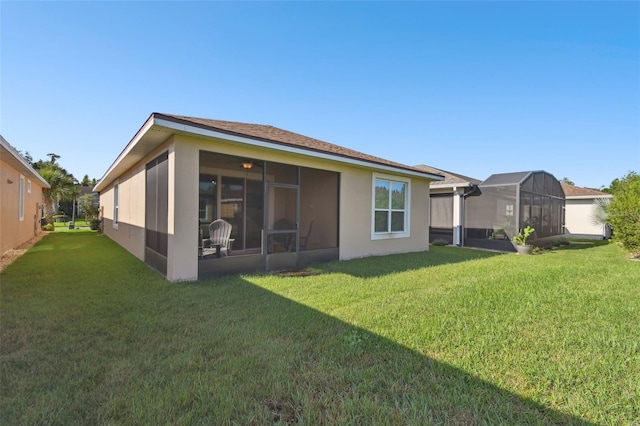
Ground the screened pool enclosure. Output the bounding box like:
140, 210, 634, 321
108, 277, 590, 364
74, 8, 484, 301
464, 171, 565, 251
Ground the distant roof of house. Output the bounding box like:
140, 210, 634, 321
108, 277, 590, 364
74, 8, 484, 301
561, 183, 612, 198
79, 186, 96, 196
414, 164, 481, 187
0, 135, 50, 188
95, 113, 443, 192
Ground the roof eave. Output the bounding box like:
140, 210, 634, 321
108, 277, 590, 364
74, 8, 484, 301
430, 181, 474, 189
95, 114, 444, 192
94, 114, 157, 192
566, 194, 613, 200
154, 115, 444, 181
0, 135, 50, 188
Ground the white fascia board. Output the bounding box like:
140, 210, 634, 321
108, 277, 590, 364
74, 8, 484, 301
0, 135, 50, 188
430, 182, 473, 189
566, 194, 613, 200
154, 117, 444, 181
94, 116, 156, 193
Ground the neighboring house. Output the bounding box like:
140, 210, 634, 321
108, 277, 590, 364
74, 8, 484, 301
561, 183, 612, 239
0, 135, 50, 256
414, 164, 481, 245
94, 113, 444, 281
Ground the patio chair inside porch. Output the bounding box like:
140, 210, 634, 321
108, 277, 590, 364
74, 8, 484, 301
200, 219, 234, 258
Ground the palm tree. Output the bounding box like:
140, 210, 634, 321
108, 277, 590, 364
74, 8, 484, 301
39, 165, 75, 224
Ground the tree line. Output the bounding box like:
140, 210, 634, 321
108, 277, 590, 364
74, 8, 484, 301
20, 151, 100, 225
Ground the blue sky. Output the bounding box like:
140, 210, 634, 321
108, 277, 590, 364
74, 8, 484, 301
1, 1, 638, 189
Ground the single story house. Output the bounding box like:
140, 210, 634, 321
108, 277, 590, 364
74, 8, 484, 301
414, 164, 481, 246
561, 183, 612, 239
94, 113, 443, 281
0, 135, 50, 256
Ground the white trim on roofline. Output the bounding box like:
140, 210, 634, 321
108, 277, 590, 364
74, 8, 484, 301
430, 182, 475, 189
0, 135, 50, 188
95, 115, 443, 192
94, 116, 156, 192
154, 118, 443, 181
565, 194, 613, 200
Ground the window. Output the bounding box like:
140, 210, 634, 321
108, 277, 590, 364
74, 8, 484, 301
113, 183, 119, 228
19, 175, 25, 221
506, 204, 514, 216
372, 175, 410, 239
27, 179, 31, 193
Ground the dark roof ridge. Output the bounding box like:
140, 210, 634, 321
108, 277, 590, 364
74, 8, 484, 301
155, 113, 442, 178
414, 164, 478, 185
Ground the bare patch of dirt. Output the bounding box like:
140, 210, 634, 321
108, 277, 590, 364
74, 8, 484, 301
276, 268, 320, 278
0, 232, 49, 273
265, 399, 300, 423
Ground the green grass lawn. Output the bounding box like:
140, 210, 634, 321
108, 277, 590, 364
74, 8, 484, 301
52, 219, 92, 232
1, 233, 639, 424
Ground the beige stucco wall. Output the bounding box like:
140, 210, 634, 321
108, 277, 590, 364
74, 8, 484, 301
101, 139, 174, 261
172, 134, 432, 271
101, 133, 434, 281
564, 198, 609, 239
0, 160, 46, 255
339, 168, 430, 259
168, 140, 197, 280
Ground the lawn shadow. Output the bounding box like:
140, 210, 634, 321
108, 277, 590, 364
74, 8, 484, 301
1, 232, 595, 423
542, 240, 611, 253
315, 246, 504, 279
179, 276, 593, 424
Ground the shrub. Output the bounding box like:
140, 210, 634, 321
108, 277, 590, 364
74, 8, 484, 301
431, 239, 449, 246
89, 219, 102, 231
43, 223, 54, 232
608, 171, 640, 257
52, 214, 69, 223
512, 226, 535, 245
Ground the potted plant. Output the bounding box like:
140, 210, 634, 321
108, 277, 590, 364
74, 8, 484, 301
512, 226, 535, 254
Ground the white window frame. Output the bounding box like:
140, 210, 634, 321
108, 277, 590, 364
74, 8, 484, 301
506, 204, 514, 217
371, 173, 411, 240
113, 182, 119, 229
19, 174, 25, 221
27, 179, 32, 193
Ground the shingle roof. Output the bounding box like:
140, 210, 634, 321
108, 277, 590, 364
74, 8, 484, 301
158, 113, 441, 178
561, 183, 611, 198
95, 113, 444, 193
414, 164, 481, 186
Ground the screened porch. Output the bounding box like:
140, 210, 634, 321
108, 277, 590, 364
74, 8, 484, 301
197, 151, 339, 278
